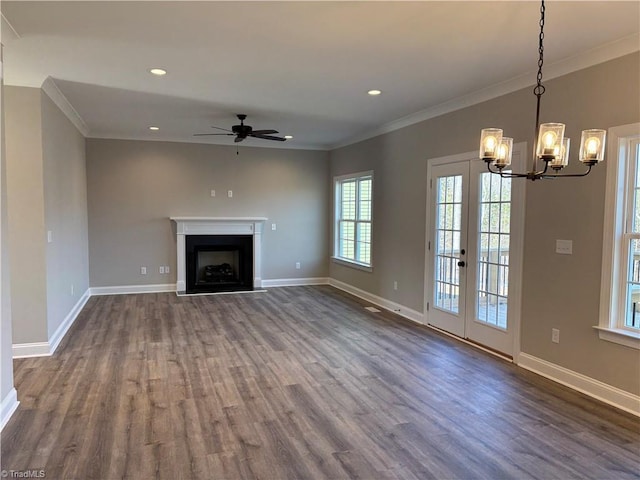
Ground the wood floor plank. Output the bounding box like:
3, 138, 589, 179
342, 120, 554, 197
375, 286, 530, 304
1, 286, 638, 479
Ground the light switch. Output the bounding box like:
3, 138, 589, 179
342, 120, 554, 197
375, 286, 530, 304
271, 223, 277, 231
47, 230, 53, 243
556, 239, 573, 255
210, 189, 216, 197
228, 190, 233, 198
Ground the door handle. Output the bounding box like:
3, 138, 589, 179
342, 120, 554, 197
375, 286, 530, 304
457, 260, 466, 267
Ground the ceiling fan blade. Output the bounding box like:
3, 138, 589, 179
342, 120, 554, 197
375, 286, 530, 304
249, 133, 286, 141
193, 133, 234, 136
211, 125, 233, 132
234, 136, 245, 143
251, 129, 278, 135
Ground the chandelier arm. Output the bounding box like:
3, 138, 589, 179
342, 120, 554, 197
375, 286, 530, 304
538, 160, 550, 176
485, 163, 530, 178
540, 165, 593, 179
501, 172, 529, 179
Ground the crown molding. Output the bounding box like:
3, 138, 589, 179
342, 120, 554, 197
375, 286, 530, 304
87, 132, 328, 151
41, 77, 90, 137
331, 33, 640, 151
1, 13, 20, 45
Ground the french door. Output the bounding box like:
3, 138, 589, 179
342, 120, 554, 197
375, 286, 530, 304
426, 146, 525, 358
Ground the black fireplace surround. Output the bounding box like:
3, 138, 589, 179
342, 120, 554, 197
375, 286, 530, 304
185, 235, 253, 294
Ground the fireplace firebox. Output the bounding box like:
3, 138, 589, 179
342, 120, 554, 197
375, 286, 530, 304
186, 235, 253, 294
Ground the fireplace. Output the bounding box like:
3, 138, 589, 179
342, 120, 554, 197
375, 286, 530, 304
170, 217, 266, 295
186, 235, 253, 293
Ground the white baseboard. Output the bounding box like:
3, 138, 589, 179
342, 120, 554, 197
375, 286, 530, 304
13, 289, 92, 359
90, 283, 177, 296
519, 352, 640, 417
49, 289, 91, 354
329, 278, 424, 325
12, 342, 51, 358
1, 388, 19, 431
262, 277, 330, 288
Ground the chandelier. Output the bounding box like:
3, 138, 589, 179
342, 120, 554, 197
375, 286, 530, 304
479, 0, 606, 180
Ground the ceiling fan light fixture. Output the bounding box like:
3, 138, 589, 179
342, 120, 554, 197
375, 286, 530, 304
149, 68, 167, 76
193, 114, 286, 143
284, 135, 293, 140
367, 89, 382, 96
149, 126, 160, 131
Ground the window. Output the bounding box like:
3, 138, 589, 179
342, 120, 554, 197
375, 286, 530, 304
598, 123, 640, 349
334, 172, 373, 269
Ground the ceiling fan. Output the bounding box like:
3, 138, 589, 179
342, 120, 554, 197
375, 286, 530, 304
194, 114, 286, 143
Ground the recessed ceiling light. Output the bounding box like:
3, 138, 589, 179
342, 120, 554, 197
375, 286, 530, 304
149, 68, 167, 76
149, 126, 160, 131
284, 135, 293, 140
368, 89, 382, 96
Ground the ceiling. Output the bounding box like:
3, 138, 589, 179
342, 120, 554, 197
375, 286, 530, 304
2, 1, 639, 151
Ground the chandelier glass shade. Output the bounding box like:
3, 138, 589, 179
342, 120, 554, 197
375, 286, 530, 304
479, 0, 606, 180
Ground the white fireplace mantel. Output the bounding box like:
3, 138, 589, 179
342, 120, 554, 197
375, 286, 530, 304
170, 217, 267, 293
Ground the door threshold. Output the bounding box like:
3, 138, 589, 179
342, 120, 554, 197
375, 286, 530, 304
426, 324, 513, 363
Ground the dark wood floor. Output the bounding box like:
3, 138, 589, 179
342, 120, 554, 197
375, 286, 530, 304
2, 286, 639, 479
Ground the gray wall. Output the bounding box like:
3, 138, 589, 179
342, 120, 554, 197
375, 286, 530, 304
1, 50, 15, 409
5, 86, 47, 344
86, 139, 329, 287
4, 86, 89, 346
329, 53, 640, 395
41, 92, 89, 339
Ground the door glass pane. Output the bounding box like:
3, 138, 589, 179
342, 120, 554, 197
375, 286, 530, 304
434, 175, 462, 313
477, 172, 511, 329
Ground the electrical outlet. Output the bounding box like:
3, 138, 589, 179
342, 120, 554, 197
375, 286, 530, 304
552, 328, 560, 344
159, 266, 165, 274
141, 266, 147, 275
295, 262, 301, 269
272, 223, 277, 231
210, 189, 216, 197
228, 190, 233, 198
165, 266, 170, 274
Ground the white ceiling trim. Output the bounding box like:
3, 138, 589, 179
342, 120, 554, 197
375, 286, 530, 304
41, 77, 90, 137
1, 13, 20, 45
331, 33, 640, 151
87, 132, 327, 152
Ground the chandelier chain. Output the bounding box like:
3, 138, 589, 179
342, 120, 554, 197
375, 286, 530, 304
533, 0, 546, 97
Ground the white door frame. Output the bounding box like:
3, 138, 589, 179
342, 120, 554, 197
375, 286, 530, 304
424, 144, 526, 363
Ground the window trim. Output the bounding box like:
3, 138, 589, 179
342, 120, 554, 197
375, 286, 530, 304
333, 171, 374, 271
596, 123, 640, 349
